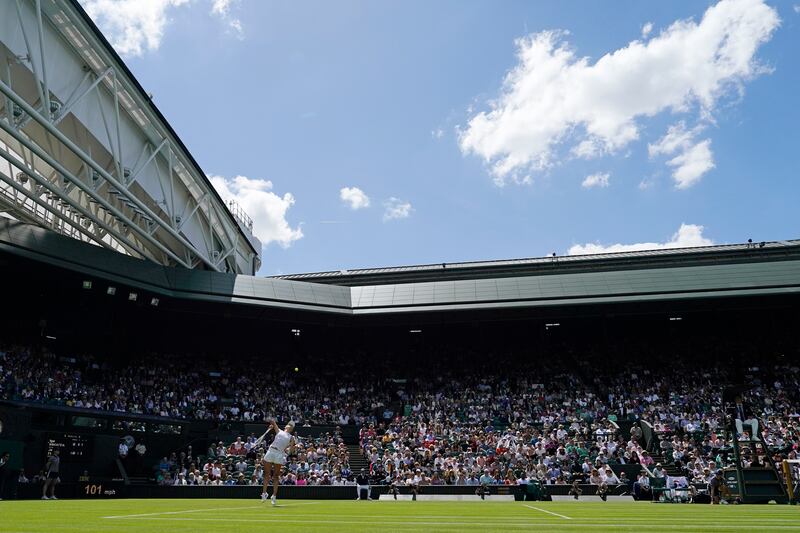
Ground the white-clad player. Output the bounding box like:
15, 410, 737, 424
261, 419, 296, 506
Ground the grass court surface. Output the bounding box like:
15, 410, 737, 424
2, 499, 799, 532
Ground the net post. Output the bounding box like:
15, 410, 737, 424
783, 460, 794, 502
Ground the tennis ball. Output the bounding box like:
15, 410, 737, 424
294, 367, 299, 372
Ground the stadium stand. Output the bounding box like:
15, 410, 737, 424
2, 331, 798, 501
0, 0, 797, 513
0, 221, 798, 502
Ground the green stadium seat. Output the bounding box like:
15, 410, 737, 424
650, 477, 669, 502
525, 480, 546, 501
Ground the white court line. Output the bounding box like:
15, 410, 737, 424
523, 504, 572, 520
94, 517, 800, 529
224, 513, 800, 523
103, 505, 264, 519
270, 502, 322, 508
103, 502, 318, 519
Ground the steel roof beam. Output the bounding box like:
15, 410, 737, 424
0, 117, 192, 268
0, 78, 213, 270
0, 142, 153, 260
55, 0, 253, 259
2, 0, 258, 272
0, 168, 115, 251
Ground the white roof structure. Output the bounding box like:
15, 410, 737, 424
0, 0, 260, 274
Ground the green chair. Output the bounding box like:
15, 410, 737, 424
650, 477, 669, 502
525, 480, 546, 501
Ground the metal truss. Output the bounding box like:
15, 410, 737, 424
0, 0, 261, 274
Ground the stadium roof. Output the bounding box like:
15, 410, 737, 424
2, 220, 799, 316
271, 239, 800, 286
64, 0, 252, 253
0, 0, 260, 273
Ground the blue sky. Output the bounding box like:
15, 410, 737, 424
80, 0, 800, 275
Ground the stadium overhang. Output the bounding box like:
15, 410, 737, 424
0, 0, 260, 274
2, 219, 800, 317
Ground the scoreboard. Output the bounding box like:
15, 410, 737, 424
45, 433, 93, 461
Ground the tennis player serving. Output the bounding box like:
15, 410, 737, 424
261, 419, 296, 506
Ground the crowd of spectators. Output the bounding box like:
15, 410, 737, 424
1, 336, 799, 495
634, 361, 800, 489
0, 345, 392, 425
153, 428, 358, 488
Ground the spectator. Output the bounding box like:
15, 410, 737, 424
633, 471, 651, 500
630, 424, 643, 443
603, 467, 620, 485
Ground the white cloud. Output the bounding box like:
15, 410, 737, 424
80, 0, 244, 56
339, 187, 370, 210
211, 0, 232, 14
581, 172, 610, 189
568, 223, 713, 255
641, 22, 654, 38
649, 122, 715, 188
209, 174, 302, 248
211, 0, 244, 39
572, 139, 602, 159
667, 139, 714, 189
459, 0, 779, 185
431, 128, 444, 140
382, 198, 412, 221
794, 5, 800, 14
80, 0, 191, 57
648, 122, 696, 157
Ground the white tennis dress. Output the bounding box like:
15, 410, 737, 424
263, 429, 292, 465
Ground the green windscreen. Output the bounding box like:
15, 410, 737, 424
0, 439, 24, 469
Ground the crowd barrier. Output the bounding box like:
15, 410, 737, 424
14, 481, 636, 501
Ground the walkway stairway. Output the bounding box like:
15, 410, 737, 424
647, 451, 682, 477
347, 444, 370, 473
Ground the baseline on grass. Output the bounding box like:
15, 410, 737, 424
6, 499, 800, 533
